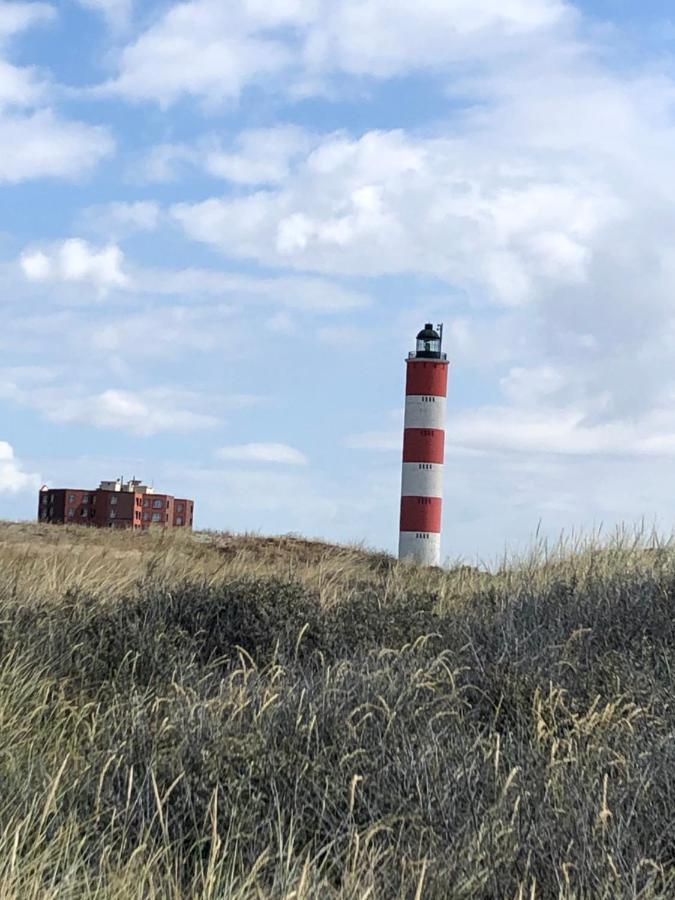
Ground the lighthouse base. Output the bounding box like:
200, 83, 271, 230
398, 532, 441, 567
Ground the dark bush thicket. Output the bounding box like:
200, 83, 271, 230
0, 547, 674, 897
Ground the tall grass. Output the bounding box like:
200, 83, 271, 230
0, 522, 673, 898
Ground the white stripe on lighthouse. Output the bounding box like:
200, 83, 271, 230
398, 532, 441, 566
404, 395, 447, 430
400, 462, 444, 497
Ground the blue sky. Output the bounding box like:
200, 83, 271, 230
3, 0, 675, 562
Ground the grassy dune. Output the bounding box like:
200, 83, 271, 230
0, 522, 673, 898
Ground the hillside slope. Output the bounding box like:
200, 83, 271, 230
0, 522, 673, 898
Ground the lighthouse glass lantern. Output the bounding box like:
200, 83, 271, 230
415, 324, 442, 359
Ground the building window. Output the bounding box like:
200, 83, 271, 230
176, 503, 184, 512
110, 511, 116, 519
68, 494, 75, 503
153, 499, 163, 509
80, 509, 87, 516
176, 516, 183, 526
152, 513, 161, 522
110, 495, 118, 506
68, 510, 75, 518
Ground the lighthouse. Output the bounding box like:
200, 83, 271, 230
398, 323, 449, 566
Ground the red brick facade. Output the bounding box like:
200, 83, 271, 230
38, 485, 194, 531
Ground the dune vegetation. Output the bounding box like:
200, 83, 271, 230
0, 521, 673, 898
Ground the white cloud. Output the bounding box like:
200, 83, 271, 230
7, 250, 370, 382
108, 1, 293, 106
88, 305, 239, 359
204, 126, 311, 185
171, 127, 615, 303
20, 250, 51, 281
0, 6, 113, 181
216, 442, 308, 465
500, 366, 570, 408
133, 267, 370, 313
133, 142, 194, 183
345, 430, 400, 452
0, 2, 54, 41
82, 388, 217, 435
445, 400, 675, 459
304, 0, 570, 79
0, 440, 39, 494
266, 311, 296, 335
448, 405, 618, 457
0, 5, 50, 108
0, 58, 47, 107
21, 239, 128, 292
15, 237, 369, 313
80, 201, 160, 237
137, 127, 315, 186
0, 109, 113, 182
0, 0, 114, 185
105, 0, 569, 105
439, 314, 531, 372
0, 369, 219, 435
317, 324, 363, 346
75, 0, 132, 27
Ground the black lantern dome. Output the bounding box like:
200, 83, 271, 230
415, 323, 442, 359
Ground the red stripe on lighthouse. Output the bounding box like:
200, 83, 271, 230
402, 428, 445, 464
399, 496, 442, 533
405, 361, 449, 398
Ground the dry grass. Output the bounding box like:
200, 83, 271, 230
0, 520, 673, 898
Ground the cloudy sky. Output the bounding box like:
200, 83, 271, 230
2, 0, 675, 561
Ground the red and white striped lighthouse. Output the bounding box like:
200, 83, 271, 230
398, 323, 449, 566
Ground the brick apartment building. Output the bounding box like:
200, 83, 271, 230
38, 478, 194, 531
